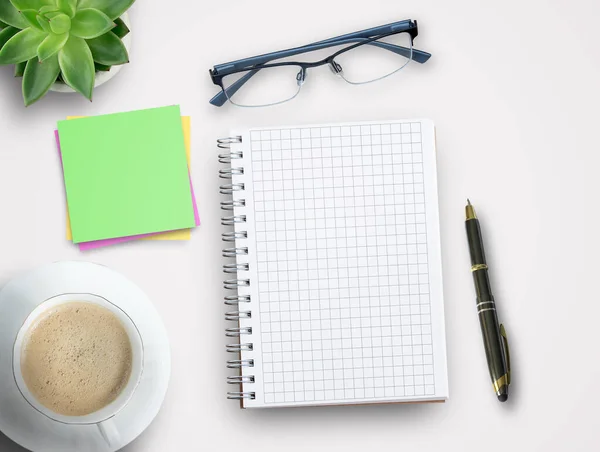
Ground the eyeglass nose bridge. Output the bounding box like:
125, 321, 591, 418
296, 68, 307, 86
329, 61, 343, 75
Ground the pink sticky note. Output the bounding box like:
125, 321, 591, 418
55, 130, 200, 250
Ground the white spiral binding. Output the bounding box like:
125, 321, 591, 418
227, 375, 255, 384
222, 247, 248, 258
219, 135, 256, 401
221, 215, 247, 225
223, 263, 249, 273
224, 295, 251, 306
225, 327, 252, 337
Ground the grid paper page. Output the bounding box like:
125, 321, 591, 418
232, 120, 447, 407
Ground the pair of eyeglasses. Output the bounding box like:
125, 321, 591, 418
209, 19, 431, 108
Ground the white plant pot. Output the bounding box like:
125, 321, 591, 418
49, 12, 132, 93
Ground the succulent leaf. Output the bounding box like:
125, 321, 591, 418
38, 32, 68, 61
0, 27, 46, 64
15, 60, 26, 76
0, 2, 29, 29
39, 6, 59, 15
71, 8, 114, 39
10, 1, 54, 10
44, 11, 63, 19
49, 13, 71, 34
57, 0, 77, 18
0, 26, 20, 50
36, 15, 51, 32
19, 10, 44, 31
4, 0, 132, 104
94, 62, 111, 71
86, 31, 127, 65
23, 53, 60, 106
58, 35, 94, 100
76, 0, 135, 21
112, 17, 129, 39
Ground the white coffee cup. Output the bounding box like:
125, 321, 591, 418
12, 293, 144, 447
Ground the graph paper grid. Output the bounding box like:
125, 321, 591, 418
235, 120, 446, 407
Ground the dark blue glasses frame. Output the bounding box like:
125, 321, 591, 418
209, 19, 431, 107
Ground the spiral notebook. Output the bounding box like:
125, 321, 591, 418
219, 119, 448, 408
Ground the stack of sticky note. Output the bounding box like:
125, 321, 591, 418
56, 105, 199, 251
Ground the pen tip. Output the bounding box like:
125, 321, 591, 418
467, 198, 471, 205
497, 385, 509, 402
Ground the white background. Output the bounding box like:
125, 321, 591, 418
0, 0, 598, 451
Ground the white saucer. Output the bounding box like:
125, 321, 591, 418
0, 262, 171, 452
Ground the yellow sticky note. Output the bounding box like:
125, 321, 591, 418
65, 116, 192, 241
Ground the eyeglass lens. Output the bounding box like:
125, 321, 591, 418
333, 32, 413, 84
221, 65, 305, 107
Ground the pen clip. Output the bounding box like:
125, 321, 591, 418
500, 324, 511, 385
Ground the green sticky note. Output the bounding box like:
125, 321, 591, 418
58, 105, 195, 244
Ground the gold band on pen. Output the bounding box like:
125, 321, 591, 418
471, 264, 488, 272
466, 202, 476, 220
492, 374, 509, 393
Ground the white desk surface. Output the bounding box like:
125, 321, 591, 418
1, 0, 599, 451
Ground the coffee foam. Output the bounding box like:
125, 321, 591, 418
21, 302, 133, 417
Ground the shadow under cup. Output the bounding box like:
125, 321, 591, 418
12, 293, 144, 445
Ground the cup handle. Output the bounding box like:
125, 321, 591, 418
98, 418, 120, 447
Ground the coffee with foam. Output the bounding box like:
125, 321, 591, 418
20, 302, 133, 416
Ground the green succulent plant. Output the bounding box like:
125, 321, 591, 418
0, 0, 135, 106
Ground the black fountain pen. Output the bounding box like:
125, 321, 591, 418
465, 200, 511, 402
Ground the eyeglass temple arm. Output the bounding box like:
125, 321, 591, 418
210, 40, 430, 106
221, 40, 430, 71
213, 19, 425, 72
